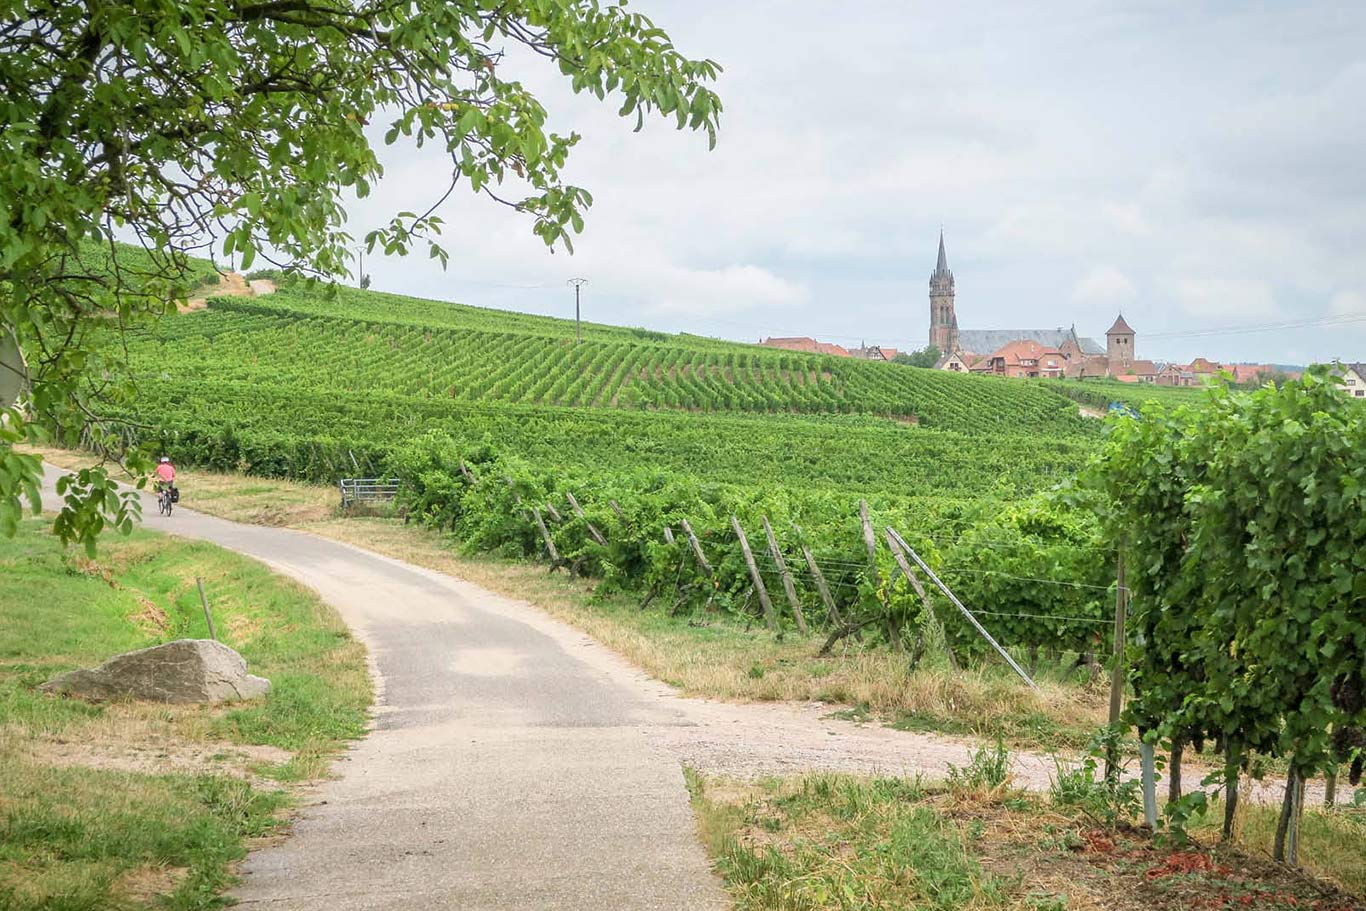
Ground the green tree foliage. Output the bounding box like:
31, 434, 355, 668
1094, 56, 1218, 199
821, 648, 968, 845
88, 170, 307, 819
893, 346, 941, 369
1087, 369, 1366, 852
0, 0, 722, 549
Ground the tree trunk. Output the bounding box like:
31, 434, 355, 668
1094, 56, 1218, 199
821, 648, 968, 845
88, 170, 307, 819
1222, 744, 1240, 840
1325, 768, 1337, 808
1168, 736, 1185, 803
1273, 765, 1297, 862
1028, 643, 1039, 676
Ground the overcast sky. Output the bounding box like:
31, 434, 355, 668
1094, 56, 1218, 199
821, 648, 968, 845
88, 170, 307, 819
346, 1, 1366, 366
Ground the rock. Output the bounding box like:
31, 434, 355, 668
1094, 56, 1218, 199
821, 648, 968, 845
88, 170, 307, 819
42, 639, 271, 704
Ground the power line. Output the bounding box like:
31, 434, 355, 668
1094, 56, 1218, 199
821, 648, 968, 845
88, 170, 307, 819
1144, 312, 1366, 341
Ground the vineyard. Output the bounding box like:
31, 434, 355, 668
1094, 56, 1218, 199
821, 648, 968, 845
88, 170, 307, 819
77, 265, 1366, 860
93, 274, 1128, 653
131, 294, 1094, 429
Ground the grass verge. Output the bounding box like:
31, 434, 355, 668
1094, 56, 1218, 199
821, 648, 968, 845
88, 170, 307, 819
689, 768, 1366, 910
0, 518, 371, 910
28, 446, 1106, 751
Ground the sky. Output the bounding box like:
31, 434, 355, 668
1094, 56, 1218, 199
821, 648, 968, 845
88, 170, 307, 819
344, 1, 1366, 366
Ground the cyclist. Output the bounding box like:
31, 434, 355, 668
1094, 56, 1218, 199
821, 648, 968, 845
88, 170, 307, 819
154, 457, 178, 503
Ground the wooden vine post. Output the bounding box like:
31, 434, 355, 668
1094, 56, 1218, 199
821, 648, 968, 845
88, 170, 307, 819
885, 527, 1035, 689
794, 524, 841, 625
530, 506, 561, 566
762, 516, 808, 634
565, 491, 608, 546
883, 529, 958, 671
680, 518, 715, 579
731, 516, 777, 633
859, 499, 877, 564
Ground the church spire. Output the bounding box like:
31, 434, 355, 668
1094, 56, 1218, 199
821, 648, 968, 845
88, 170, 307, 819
934, 229, 950, 277
928, 228, 957, 353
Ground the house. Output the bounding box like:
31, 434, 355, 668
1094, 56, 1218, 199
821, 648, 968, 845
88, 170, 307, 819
1228, 364, 1301, 385
1155, 363, 1199, 387
1114, 360, 1158, 384
972, 339, 1067, 379
1332, 362, 1366, 399
934, 350, 971, 373
760, 336, 851, 358
850, 344, 899, 361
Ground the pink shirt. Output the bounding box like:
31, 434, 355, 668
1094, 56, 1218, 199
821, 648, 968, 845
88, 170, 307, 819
155, 463, 176, 483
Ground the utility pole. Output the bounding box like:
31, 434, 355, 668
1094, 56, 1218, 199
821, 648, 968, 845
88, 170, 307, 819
568, 278, 587, 345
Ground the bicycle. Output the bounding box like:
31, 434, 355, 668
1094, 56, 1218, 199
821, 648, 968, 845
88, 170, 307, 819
157, 483, 175, 517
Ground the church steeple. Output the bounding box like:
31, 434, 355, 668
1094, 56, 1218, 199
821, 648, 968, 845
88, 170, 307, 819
934, 229, 951, 279
928, 229, 957, 353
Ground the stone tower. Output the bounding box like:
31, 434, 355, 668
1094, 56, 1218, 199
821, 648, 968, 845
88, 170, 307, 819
1106, 313, 1135, 370
928, 230, 958, 353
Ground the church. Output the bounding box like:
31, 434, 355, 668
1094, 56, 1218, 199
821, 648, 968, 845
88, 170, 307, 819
927, 233, 1154, 382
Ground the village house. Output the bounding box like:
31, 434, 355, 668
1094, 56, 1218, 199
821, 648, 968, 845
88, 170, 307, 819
934, 350, 971, 372
1332, 362, 1366, 399
969, 339, 1067, 379
850, 344, 899, 361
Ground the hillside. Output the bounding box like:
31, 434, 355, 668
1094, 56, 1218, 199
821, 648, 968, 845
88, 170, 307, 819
114, 277, 1103, 501
138, 288, 1092, 430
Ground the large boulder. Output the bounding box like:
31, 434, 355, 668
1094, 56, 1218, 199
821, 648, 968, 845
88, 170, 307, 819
42, 639, 271, 704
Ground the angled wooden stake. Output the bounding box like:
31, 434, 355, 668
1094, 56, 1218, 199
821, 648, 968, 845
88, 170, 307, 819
679, 518, 714, 578
879, 527, 956, 669
887, 527, 1034, 689
884, 528, 958, 670
762, 516, 807, 633
565, 491, 608, 546
799, 541, 842, 626
531, 507, 561, 565
731, 516, 777, 632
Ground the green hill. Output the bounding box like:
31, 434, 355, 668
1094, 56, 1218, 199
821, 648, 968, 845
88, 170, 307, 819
96, 269, 1146, 648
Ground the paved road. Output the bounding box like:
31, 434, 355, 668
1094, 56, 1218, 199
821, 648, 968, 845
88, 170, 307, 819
42, 470, 728, 910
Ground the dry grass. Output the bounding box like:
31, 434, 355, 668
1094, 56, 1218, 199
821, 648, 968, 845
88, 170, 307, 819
692, 771, 1366, 911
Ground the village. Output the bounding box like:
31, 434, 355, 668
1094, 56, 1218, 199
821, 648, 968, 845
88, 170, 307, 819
762, 232, 1310, 390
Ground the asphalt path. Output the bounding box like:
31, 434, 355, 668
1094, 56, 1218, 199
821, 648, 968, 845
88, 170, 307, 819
41, 469, 728, 910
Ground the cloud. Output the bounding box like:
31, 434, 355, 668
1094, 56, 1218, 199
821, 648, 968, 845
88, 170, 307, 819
324, 1, 1366, 365
1072, 266, 1138, 307
1329, 291, 1365, 315
647, 264, 808, 316
1174, 278, 1278, 320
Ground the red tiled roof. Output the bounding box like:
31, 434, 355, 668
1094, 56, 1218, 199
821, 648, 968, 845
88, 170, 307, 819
761, 337, 851, 358
988, 339, 1064, 366
1128, 359, 1157, 376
